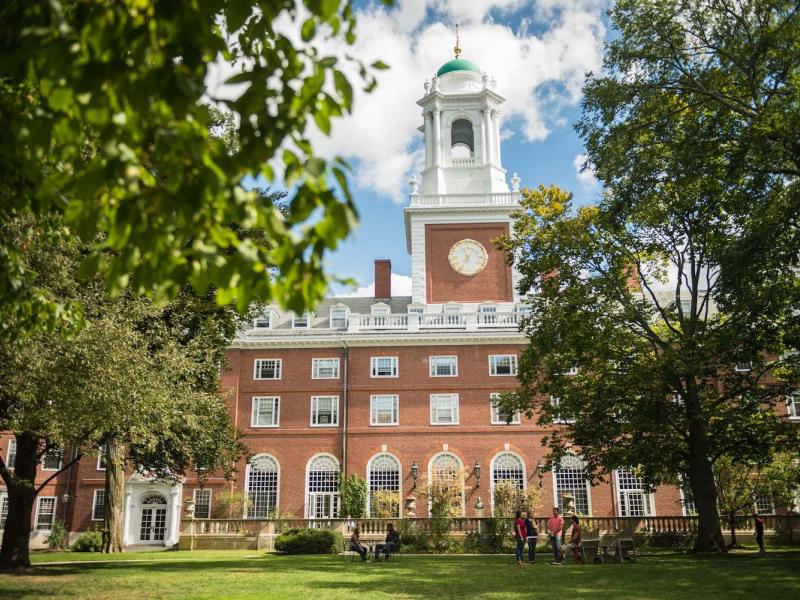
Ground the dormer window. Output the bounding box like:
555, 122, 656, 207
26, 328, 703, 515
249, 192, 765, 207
371, 303, 390, 316
293, 312, 310, 329
479, 304, 497, 313
407, 304, 425, 315
734, 361, 753, 372
330, 306, 348, 329
253, 310, 272, 329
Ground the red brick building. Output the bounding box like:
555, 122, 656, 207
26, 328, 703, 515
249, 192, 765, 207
2, 54, 796, 548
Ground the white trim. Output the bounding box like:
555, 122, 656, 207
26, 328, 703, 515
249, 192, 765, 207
488, 354, 518, 376
429, 393, 459, 425
489, 393, 521, 425
96, 445, 106, 471
34, 496, 57, 532
231, 331, 526, 349
251, 396, 280, 428
551, 455, 593, 516
91, 489, 105, 521
310, 395, 340, 427
292, 312, 311, 329
366, 452, 403, 518
370, 356, 399, 378
429, 355, 458, 377
244, 453, 281, 519
370, 395, 400, 426
5, 438, 15, 470
489, 450, 527, 514
427, 452, 465, 516
329, 306, 349, 330
0, 492, 9, 529
613, 469, 656, 517
192, 488, 212, 519
311, 357, 340, 379
253, 358, 282, 380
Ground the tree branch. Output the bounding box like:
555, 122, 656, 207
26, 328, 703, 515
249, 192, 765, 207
35, 452, 82, 494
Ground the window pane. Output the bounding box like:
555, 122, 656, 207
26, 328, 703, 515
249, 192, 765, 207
194, 489, 211, 519
371, 396, 398, 425
247, 456, 279, 518
7, 439, 16, 469
36, 497, 56, 531
0, 495, 8, 529
254, 359, 281, 379
42, 448, 62, 470
313, 397, 338, 425
253, 397, 278, 426
93, 490, 105, 521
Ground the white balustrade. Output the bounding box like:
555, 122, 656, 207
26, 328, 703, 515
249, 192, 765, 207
411, 192, 520, 208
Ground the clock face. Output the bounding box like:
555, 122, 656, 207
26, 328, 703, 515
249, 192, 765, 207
448, 239, 489, 276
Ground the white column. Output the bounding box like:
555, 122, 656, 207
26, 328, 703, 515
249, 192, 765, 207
432, 108, 442, 166
424, 111, 432, 168
123, 487, 134, 546
482, 109, 492, 165
491, 110, 501, 167
479, 108, 488, 164
168, 485, 182, 547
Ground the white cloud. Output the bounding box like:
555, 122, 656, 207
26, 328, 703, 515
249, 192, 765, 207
206, 1, 608, 202
573, 152, 598, 191
341, 273, 413, 297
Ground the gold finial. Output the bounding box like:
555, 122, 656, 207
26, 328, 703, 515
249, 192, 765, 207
454, 23, 461, 59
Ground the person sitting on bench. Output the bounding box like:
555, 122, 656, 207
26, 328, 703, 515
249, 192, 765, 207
558, 515, 584, 564
374, 523, 400, 561
349, 527, 368, 561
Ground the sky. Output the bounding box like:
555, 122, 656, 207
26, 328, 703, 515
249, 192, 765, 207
210, 1, 613, 297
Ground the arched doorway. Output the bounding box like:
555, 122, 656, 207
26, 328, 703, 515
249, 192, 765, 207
138, 493, 168, 544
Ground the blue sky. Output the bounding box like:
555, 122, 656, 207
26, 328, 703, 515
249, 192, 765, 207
312, 1, 612, 295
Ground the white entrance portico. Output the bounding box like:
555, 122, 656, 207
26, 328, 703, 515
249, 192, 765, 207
123, 474, 183, 547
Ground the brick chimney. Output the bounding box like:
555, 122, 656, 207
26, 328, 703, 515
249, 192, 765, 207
374, 259, 392, 299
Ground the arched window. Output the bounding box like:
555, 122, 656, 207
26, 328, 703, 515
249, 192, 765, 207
615, 468, 653, 516
368, 454, 401, 518
246, 454, 279, 518
428, 452, 464, 515
307, 454, 340, 518
450, 118, 474, 157
554, 455, 591, 515
490, 452, 525, 515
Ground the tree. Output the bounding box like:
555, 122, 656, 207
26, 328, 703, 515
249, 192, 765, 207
338, 474, 367, 519
497, 185, 800, 553
0, 1, 390, 338
716, 453, 800, 547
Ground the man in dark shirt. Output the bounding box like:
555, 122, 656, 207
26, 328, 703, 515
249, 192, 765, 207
754, 513, 765, 553
375, 523, 401, 561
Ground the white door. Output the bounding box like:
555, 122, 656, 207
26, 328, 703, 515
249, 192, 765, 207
138, 494, 168, 544
308, 493, 338, 519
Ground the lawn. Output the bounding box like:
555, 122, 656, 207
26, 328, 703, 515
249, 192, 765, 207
1, 548, 798, 599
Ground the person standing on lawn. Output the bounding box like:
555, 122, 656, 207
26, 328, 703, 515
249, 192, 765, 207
514, 510, 527, 565
548, 507, 564, 565
754, 513, 766, 554
524, 512, 538, 564
558, 515, 584, 564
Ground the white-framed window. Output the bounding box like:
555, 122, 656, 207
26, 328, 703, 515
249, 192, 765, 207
371, 356, 398, 378
371, 304, 390, 316
554, 455, 591, 515
253, 358, 281, 380
515, 304, 531, 315
787, 393, 800, 420
292, 312, 310, 328
429, 453, 464, 515
92, 489, 105, 521
615, 469, 654, 517
429, 356, 458, 377
312, 358, 340, 379
370, 395, 399, 426
0, 493, 8, 529
550, 396, 575, 424
6, 438, 16, 470
479, 304, 497, 313
565, 366, 579, 376
489, 354, 518, 376
368, 454, 401, 518
251, 396, 280, 427
35, 496, 56, 531
754, 491, 775, 515
246, 455, 279, 518
679, 479, 696, 516
490, 453, 525, 515
193, 489, 212, 519
408, 305, 425, 315
430, 393, 459, 425
490, 393, 521, 424
97, 444, 106, 471
734, 361, 753, 372
330, 307, 348, 329
311, 396, 339, 427
306, 454, 340, 518
253, 310, 272, 329
41, 448, 62, 471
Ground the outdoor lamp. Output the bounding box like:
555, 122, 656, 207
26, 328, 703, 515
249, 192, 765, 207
536, 461, 545, 488
411, 461, 419, 488
474, 461, 482, 487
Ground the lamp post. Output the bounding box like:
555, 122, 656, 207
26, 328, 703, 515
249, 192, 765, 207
536, 461, 545, 488
410, 461, 419, 489
473, 461, 481, 488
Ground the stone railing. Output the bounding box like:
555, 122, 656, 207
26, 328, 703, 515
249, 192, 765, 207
447, 157, 480, 168
179, 515, 800, 551
347, 311, 520, 333
410, 192, 520, 208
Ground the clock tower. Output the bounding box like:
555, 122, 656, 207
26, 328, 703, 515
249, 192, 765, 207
405, 42, 521, 307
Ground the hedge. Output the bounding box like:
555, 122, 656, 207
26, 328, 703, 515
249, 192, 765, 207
274, 528, 344, 555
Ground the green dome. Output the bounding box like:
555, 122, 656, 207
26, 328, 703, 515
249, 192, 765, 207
436, 58, 482, 77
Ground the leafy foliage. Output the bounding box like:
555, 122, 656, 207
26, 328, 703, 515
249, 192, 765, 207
370, 489, 400, 519
72, 530, 104, 553
212, 491, 252, 520
46, 520, 69, 551
0, 1, 390, 338
274, 528, 343, 555
338, 474, 367, 519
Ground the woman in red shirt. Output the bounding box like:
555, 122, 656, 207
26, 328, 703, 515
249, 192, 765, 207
514, 510, 527, 565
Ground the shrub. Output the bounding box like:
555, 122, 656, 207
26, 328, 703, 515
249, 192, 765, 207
339, 474, 367, 518
370, 490, 400, 518
213, 491, 251, 519
47, 519, 69, 550
274, 528, 343, 555
73, 529, 103, 552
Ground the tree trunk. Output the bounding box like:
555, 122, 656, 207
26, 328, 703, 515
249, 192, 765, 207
728, 515, 738, 547
0, 431, 40, 571
102, 438, 126, 553
687, 416, 726, 552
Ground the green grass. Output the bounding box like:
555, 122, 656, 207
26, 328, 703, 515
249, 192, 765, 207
1, 548, 798, 599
